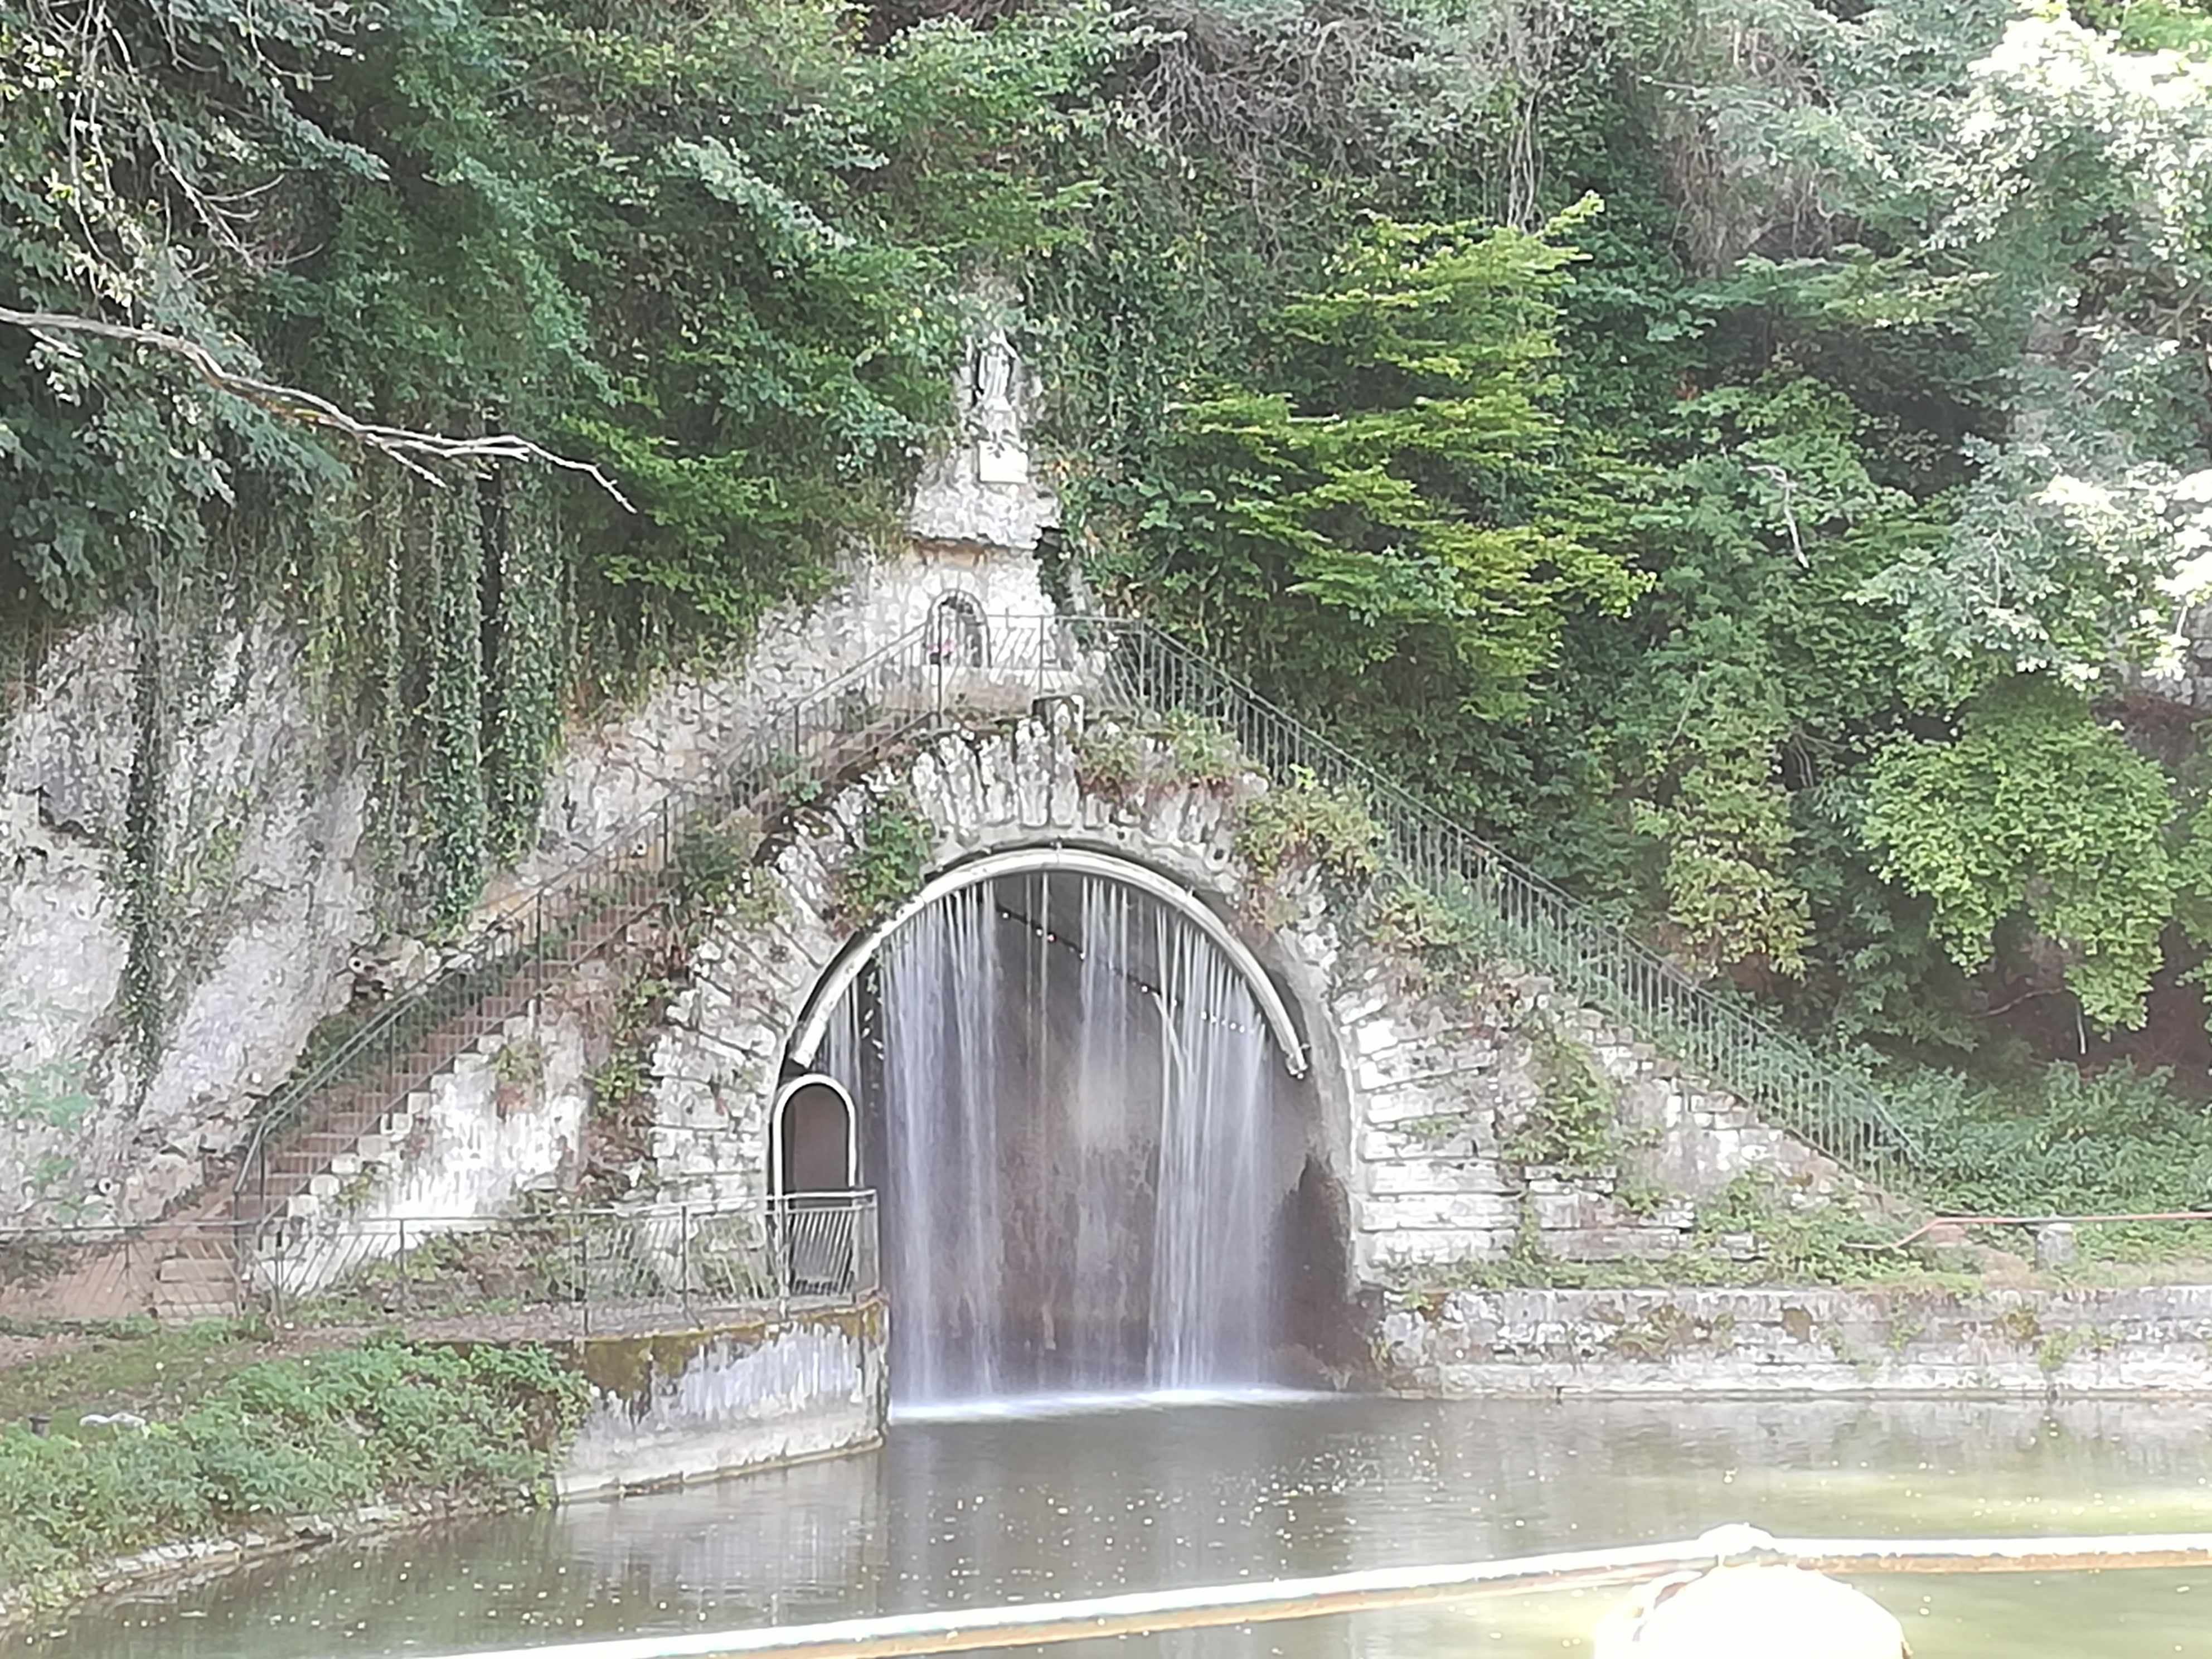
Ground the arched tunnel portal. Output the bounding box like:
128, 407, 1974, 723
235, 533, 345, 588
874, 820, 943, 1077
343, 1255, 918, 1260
778, 846, 1349, 1406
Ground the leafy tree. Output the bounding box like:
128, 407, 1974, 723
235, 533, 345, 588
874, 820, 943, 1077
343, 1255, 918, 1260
1862, 677, 2182, 1029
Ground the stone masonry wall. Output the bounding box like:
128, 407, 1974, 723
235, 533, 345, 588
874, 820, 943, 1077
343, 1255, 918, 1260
1335, 977, 1850, 1281
557, 1302, 889, 1498
0, 544, 1047, 1229
1379, 1283, 2212, 1396
647, 710, 1850, 1294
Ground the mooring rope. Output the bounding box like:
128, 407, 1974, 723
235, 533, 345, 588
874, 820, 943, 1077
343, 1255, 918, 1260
443, 1529, 2212, 1659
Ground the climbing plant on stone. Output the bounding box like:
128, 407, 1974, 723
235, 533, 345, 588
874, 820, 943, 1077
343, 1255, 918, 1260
830, 789, 934, 927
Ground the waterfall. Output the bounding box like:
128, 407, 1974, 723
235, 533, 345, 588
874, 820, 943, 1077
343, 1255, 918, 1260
1149, 914, 1272, 1387
843, 871, 1289, 1404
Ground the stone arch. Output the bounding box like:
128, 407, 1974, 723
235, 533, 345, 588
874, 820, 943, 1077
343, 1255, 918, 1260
787, 845, 1309, 1077
643, 701, 1852, 1311
644, 704, 1351, 1214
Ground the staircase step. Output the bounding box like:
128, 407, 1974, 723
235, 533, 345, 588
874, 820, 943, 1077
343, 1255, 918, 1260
154, 1299, 241, 1325
157, 1254, 235, 1284
161, 1234, 235, 1262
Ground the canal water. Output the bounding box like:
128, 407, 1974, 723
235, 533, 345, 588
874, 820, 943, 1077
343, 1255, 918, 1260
10, 1394, 2210, 1658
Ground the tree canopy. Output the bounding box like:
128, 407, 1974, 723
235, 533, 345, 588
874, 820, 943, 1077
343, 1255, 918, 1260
14, 0, 2212, 1084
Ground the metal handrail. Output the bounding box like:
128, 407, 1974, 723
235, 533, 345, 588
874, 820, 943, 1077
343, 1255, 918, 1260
230, 605, 1914, 1240
435, 1528, 2212, 1659
229, 622, 953, 1226
1073, 618, 1917, 1183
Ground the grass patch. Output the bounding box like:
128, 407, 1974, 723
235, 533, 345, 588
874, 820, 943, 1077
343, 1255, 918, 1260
0, 1323, 287, 1432
0, 1338, 588, 1600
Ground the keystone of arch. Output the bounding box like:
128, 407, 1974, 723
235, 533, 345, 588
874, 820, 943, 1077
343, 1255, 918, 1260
786, 845, 1311, 1077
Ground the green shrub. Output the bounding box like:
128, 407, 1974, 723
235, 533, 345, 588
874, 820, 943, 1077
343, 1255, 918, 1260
1882, 1060, 2212, 1218
830, 789, 933, 925
1505, 1022, 1621, 1168
0, 1341, 588, 1595
1233, 768, 1383, 892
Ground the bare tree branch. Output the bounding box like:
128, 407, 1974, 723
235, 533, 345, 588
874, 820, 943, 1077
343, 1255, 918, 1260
1, 306, 634, 511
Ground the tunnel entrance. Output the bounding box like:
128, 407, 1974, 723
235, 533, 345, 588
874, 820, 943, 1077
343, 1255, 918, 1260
804, 867, 1341, 1405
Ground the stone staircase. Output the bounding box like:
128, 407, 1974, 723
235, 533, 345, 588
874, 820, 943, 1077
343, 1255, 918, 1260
149, 637, 957, 1321
164, 895, 663, 1320
49, 610, 1908, 1326
151, 1231, 244, 1324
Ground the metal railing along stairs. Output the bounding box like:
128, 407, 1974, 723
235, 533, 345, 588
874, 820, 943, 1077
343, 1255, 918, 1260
164, 606, 1909, 1321
225, 622, 1020, 1248
1065, 617, 1918, 1186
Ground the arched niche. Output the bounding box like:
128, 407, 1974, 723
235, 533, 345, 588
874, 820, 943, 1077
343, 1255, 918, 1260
927, 591, 988, 667
771, 1072, 859, 1199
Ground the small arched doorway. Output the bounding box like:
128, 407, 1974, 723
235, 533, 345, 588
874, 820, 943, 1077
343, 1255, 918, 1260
772, 1073, 859, 1296
927, 592, 988, 667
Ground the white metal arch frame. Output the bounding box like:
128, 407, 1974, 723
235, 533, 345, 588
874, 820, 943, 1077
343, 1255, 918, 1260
769, 1072, 860, 1200
786, 847, 1310, 1077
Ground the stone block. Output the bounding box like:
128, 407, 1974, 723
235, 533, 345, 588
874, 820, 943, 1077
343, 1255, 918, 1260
1360, 1230, 1507, 1273
1538, 1225, 1688, 1261
1364, 1157, 1514, 1197
1358, 1190, 1519, 1232
1361, 1123, 1494, 1162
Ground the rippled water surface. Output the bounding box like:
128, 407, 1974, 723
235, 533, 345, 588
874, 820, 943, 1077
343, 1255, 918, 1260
12, 1394, 2212, 1659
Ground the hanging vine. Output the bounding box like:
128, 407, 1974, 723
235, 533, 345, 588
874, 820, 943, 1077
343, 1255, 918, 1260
421, 492, 490, 937
484, 475, 569, 865
115, 601, 170, 1085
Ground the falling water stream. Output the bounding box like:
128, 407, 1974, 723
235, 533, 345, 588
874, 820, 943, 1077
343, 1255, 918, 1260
833, 872, 1291, 1405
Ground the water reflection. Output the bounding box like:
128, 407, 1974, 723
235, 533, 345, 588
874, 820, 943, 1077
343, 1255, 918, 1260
11, 1395, 2210, 1659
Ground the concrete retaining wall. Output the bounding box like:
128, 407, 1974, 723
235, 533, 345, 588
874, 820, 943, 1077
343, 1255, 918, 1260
1378, 1284, 2212, 1396
555, 1301, 889, 1498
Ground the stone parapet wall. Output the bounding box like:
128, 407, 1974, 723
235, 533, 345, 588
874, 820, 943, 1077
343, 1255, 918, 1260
556, 1301, 889, 1498
1378, 1284, 2212, 1397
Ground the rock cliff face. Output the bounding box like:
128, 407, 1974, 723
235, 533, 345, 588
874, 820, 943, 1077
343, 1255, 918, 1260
0, 541, 1052, 1229
2, 619, 373, 1225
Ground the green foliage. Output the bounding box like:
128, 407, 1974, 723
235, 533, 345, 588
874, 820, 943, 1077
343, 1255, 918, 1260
1071, 724, 1146, 797
1630, 673, 1810, 978
493, 1036, 547, 1090
0, 1340, 586, 1594
1883, 1059, 2212, 1216
1108, 204, 1643, 726
1071, 712, 1244, 799
1153, 710, 1244, 785
20, 0, 2212, 1134
1862, 678, 2181, 1028
1232, 767, 1384, 895
1691, 1175, 1926, 1283
830, 788, 933, 926
423, 494, 490, 936
1505, 1021, 1623, 1168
